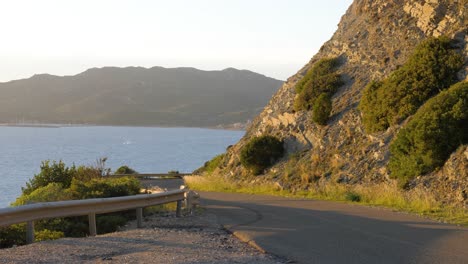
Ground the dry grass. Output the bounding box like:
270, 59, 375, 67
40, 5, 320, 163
185, 175, 284, 195
185, 175, 468, 226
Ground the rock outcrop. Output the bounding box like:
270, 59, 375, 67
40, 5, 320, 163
213, 0, 468, 207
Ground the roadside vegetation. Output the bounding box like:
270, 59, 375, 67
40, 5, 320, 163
0, 160, 141, 248
389, 81, 468, 186
359, 36, 464, 133
195, 154, 226, 174
240, 135, 284, 175
294, 57, 342, 125
185, 174, 467, 226
115, 165, 137, 174
186, 37, 468, 227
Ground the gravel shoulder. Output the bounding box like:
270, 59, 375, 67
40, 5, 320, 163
0, 210, 284, 264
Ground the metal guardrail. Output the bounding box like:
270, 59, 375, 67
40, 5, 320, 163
0, 189, 187, 243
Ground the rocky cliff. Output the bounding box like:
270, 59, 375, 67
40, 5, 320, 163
212, 0, 467, 207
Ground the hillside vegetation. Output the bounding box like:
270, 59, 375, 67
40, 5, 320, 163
240, 135, 284, 175
294, 58, 342, 125
389, 81, 468, 186
189, 0, 468, 223
359, 37, 464, 133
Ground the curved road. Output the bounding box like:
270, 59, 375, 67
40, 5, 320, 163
200, 192, 468, 264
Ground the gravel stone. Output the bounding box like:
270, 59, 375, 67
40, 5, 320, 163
0, 211, 284, 264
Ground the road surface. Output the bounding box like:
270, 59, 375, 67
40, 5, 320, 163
200, 192, 468, 264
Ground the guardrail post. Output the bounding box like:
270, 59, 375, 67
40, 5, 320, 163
88, 213, 97, 236
26, 221, 35, 244
136, 207, 143, 228
0, 189, 186, 240
176, 200, 182, 217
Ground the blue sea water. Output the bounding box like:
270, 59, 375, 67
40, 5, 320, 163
0, 126, 244, 207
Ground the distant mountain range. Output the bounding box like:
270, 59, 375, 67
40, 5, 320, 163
0, 67, 283, 128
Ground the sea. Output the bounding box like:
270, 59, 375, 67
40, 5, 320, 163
0, 126, 244, 207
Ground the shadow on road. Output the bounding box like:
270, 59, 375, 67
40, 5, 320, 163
201, 193, 468, 264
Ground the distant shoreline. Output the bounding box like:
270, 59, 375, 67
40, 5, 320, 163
0, 123, 63, 128
0, 123, 246, 131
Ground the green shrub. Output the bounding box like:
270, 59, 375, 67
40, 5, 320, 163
73, 165, 105, 182
294, 58, 342, 112
345, 192, 361, 202
197, 154, 225, 174
34, 229, 65, 242
31, 217, 87, 238
13, 183, 72, 206
389, 81, 468, 186
115, 165, 137, 174
1, 160, 143, 248
22, 160, 76, 195
96, 215, 128, 234
240, 135, 284, 175
22, 160, 106, 195
70, 177, 141, 199
359, 81, 386, 132
312, 93, 333, 125
360, 37, 464, 133
0, 224, 26, 248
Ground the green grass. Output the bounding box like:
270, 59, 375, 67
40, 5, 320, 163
185, 175, 468, 226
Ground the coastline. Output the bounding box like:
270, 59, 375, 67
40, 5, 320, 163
0, 123, 247, 131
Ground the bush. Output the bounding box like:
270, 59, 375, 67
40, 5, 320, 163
345, 192, 361, 202
240, 135, 284, 175
389, 81, 468, 186
358, 81, 386, 132
22, 160, 76, 195
196, 154, 225, 174
0, 224, 26, 248
312, 93, 333, 125
13, 183, 72, 206
294, 57, 342, 112
34, 229, 65, 242
22, 160, 106, 195
1, 160, 143, 248
359, 37, 464, 133
70, 177, 141, 199
73, 165, 105, 182
96, 215, 128, 234
114, 165, 137, 174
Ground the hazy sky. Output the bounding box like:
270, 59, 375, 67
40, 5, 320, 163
0, 0, 353, 82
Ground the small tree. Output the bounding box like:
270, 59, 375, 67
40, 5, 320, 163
240, 135, 284, 175
22, 160, 76, 195
115, 165, 137, 174
312, 93, 332, 125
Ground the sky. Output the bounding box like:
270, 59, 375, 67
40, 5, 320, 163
0, 0, 353, 82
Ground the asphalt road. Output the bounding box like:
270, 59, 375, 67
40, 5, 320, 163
200, 192, 468, 264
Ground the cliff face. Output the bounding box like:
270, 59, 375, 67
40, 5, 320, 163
215, 0, 468, 206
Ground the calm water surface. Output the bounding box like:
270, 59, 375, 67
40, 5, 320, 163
0, 126, 244, 207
